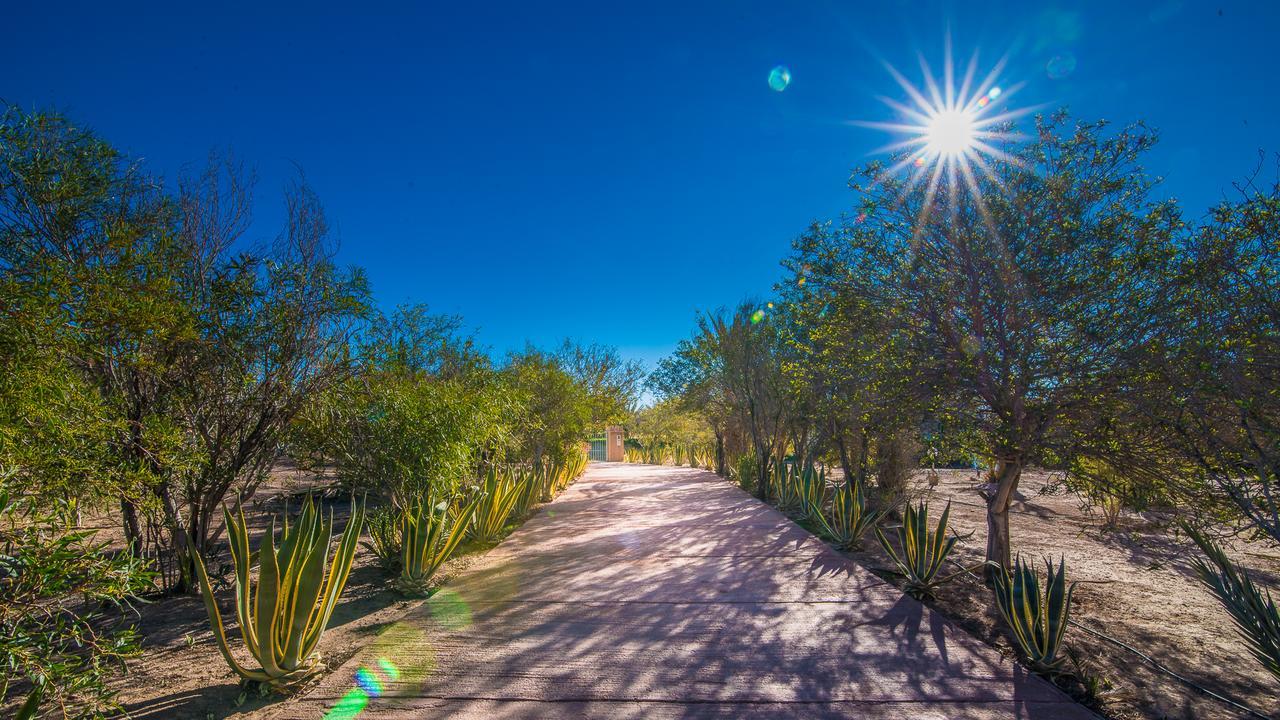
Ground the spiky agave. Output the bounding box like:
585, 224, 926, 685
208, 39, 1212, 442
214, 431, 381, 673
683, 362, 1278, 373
194, 496, 365, 689
812, 477, 885, 550
1186, 526, 1280, 681
469, 465, 522, 543
875, 500, 959, 599
396, 491, 479, 596
991, 555, 1075, 673
795, 465, 829, 522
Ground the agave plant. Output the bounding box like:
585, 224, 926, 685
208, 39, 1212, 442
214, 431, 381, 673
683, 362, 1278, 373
812, 477, 885, 550
875, 500, 959, 599
1186, 526, 1280, 681
795, 465, 829, 522
469, 465, 522, 543
991, 554, 1075, 673
361, 504, 402, 573
396, 491, 479, 596
193, 497, 365, 689
512, 464, 543, 517
770, 464, 803, 511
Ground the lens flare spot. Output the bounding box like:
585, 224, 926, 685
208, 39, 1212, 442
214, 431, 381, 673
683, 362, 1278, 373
987, 86, 1002, 99
1046, 52, 1077, 79
766, 302, 774, 309
324, 688, 369, 720
356, 667, 383, 697
750, 309, 766, 324
377, 657, 401, 682
767, 65, 791, 91
427, 588, 473, 631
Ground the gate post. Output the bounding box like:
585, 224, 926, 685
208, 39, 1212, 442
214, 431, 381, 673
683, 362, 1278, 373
605, 425, 624, 462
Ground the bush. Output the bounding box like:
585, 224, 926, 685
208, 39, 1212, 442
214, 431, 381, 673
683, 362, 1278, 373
0, 486, 151, 719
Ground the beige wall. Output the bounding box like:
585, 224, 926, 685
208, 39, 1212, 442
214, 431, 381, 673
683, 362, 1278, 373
605, 425, 624, 462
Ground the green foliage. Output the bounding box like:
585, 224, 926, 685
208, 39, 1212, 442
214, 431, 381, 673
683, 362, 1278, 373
361, 506, 403, 573
193, 497, 365, 689
469, 466, 523, 543
875, 501, 960, 599
0, 486, 151, 719
1186, 527, 1280, 682
397, 492, 479, 596
504, 347, 594, 464
731, 454, 758, 493
991, 555, 1075, 673
811, 477, 886, 550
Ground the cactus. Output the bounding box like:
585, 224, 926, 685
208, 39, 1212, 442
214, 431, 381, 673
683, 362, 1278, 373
812, 477, 885, 549
396, 491, 478, 596
875, 500, 959, 599
193, 497, 365, 689
991, 555, 1075, 673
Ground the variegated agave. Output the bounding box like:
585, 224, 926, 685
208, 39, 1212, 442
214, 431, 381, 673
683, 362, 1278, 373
193, 497, 364, 688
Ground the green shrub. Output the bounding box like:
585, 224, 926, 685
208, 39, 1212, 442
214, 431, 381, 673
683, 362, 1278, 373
0, 488, 151, 719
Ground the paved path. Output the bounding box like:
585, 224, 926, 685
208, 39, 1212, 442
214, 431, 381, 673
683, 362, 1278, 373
267, 463, 1094, 719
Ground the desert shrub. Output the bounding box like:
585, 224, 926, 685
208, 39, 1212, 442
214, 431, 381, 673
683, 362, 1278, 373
0, 485, 152, 719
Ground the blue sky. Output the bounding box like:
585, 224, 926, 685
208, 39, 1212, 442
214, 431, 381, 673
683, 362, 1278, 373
5, 1, 1278, 372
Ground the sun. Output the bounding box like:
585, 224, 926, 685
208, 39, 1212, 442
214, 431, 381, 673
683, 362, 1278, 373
924, 108, 976, 158
854, 40, 1035, 220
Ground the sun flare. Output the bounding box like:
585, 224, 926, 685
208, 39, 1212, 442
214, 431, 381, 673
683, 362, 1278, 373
856, 40, 1036, 221
924, 108, 976, 158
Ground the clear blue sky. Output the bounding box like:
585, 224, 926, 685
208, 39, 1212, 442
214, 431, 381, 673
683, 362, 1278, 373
5, 1, 1278, 371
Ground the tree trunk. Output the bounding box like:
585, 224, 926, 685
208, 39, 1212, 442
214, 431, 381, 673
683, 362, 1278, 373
983, 455, 1023, 580
714, 429, 725, 476
121, 498, 143, 556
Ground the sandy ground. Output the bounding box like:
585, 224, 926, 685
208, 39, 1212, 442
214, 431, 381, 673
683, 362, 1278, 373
839, 468, 1280, 720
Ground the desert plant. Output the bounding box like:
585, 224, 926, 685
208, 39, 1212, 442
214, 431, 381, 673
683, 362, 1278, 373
769, 463, 803, 512
732, 453, 758, 493
193, 496, 365, 689
0, 487, 152, 719
469, 466, 522, 543
875, 500, 960, 599
512, 465, 543, 517
396, 491, 479, 596
362, 505, 402, 573
812, 477, 886, 549
991, 555, 1076, 673
1186, 526, 1280, 681
795, 465, 829, 521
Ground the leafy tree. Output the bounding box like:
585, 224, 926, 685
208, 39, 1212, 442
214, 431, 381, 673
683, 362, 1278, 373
843, 112, 1179, 573
503, 346, 593, 464
554, 340, 644, 430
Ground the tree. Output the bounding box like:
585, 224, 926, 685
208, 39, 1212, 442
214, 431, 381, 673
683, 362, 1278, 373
503, 346, 593, 464
555, 340, 644, 430
842, 113, 1178, 574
